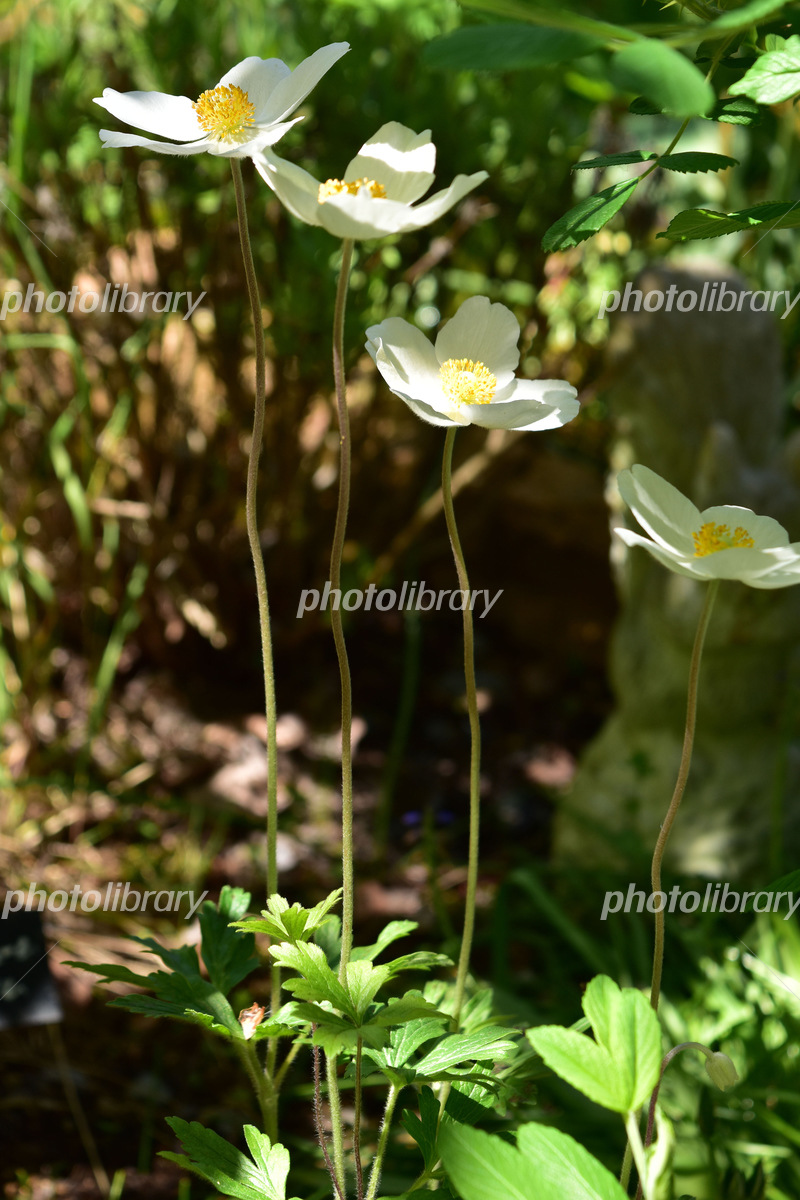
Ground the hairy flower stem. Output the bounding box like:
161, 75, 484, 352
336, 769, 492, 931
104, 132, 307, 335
649, 580, 719, 1012
313, 1036, 345, 1200
354, 1037, 365, 1200
326, 1054, 347, 1197
442, 427, 482, 1030
365, 1085, 399, 1200
330, 237, 356, 977
230, 158, 281, 1120
633, 1043, 713, 1200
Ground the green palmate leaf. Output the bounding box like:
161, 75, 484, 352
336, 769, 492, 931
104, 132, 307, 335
459, 0, 642, 46
233, 890, 342, 945
516, 1124, 631, 1200
527, 976, 661, 1113
201, 886, 259, 997
414, 1026, 519, 1074
344, 959, 393, 1022
611, 40, 715, 116
161, 1118, 298, 1200
729, 34, 800, 103
382, 950, 453, 977
706, 0, 789, 36
422, 23, 601, 71
368, 1016, 449, 1070
658, 200, 800, 241
269, 941, 353, 1014
656, 152, 739, 173
542, 179, 639, 251
572, 151, 653, 169
401, 1086, 440, 1172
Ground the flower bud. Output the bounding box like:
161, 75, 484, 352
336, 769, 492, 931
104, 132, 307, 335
704, 1051, 738, 1090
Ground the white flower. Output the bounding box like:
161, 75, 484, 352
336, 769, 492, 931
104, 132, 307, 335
365, 296, 579, 431
94, 44, 349, 158
254, 121, 487, 240
616, 464, 800, 589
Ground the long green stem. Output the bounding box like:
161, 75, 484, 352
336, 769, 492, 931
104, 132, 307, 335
624, 1112, 650, 1200
330, 237, 356, 977
649, 580, 719, 1013
230, 159, 281, 1119
353, 1037, 364, 1200
442, 427, 482, 1030
365, 1085, 400, 1200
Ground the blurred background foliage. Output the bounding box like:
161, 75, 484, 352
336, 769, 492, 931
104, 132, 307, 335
3, 0, 800, 1196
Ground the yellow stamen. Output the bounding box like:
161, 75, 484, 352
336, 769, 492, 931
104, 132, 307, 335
193, 85, 255, 143
439, 358, 497, 406
318, 177, 387, 203
692, 522, 755, 557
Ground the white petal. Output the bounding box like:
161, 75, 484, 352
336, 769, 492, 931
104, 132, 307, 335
697, 505, 788, 550
743, 560, 800, 588
346, 122, 436, 204
477, 379, 579, 431
218, 57, 292, 121
98, 129, 214, 155
388, 171, 487, 231
315, 192, 419, 239
94, 89, 202, 140
254, 152, 322, 225
366, 320, 443, 402
257, 43, 350, 125
689, 544, 800, 581
617, 464, 700, 556
435, 295, 520, 385
211, 119, 303, 156
615, 527, 705, 581
395, 392, 460, 427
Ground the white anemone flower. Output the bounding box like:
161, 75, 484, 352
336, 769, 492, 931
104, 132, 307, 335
94, 43, 349, 158
616, 464, 800, 589
254, 121, 487, 240
364, 296, 579, 431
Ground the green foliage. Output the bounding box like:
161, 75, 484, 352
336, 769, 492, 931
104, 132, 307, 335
439, 1120, 630, 1200
658, 201, 800, 242
161, 1119, 300, 1200
729, 34, 800, 102
542, 180, 640, 252
527, 975, 662, 1113
610, 41, 714, 118
423, 23, 600, 70
67, 887, 266, 1041
232, 890, 344, 946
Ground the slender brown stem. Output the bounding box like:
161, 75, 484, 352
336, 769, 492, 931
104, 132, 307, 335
230, 158, 281, 1121
313, 1035, 345, 1200
329, 237, 356, 977
649, 580, 719, 1013
441, 426, 482, 1030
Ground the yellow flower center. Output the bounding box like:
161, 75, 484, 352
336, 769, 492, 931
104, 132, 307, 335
318, 177, 387, 203
193, 85, 255, 142
439, 358, 497, 406
692, 522, 755, 557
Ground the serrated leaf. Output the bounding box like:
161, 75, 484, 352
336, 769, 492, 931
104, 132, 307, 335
656, 152, 739, 174
161, 1118, 292, 1200
542, 179, 639, 251
658, 200, 800, 241
379, 1016, 450, 1068
372, 994, 449, 1029
729, 34, 800, 103
382, 951, 453, 977
401, 1086, 440, 1173
706, 96, 762, 125
344, 960, 393, 1022
201, 887, 259, 996
572, 151, 654, 169
422, 23, 601, 71
233, 890, 342, 945
415, 1026, 519, 1074
269, 942, 353, 1016
351, 920, 418, 963
611, 41, 714, 117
